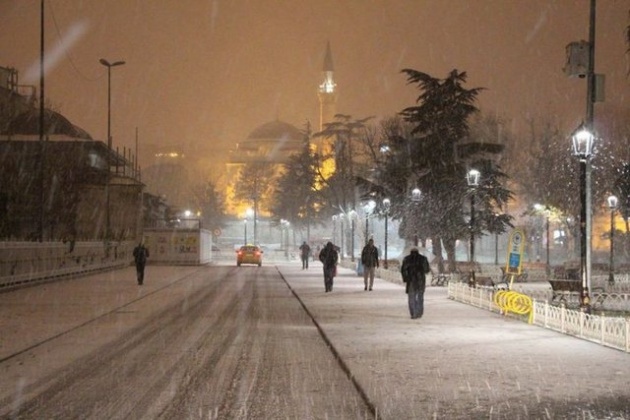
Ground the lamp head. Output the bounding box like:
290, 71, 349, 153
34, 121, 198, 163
466, 169, 480, 187
607, 195, 618, 210
411, 188, 421, 202
571, 124, 594, 160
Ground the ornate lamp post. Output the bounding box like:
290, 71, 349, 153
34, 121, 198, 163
466, 169, 480, 287
99, 58, 125, 243
383, 198, 391, 269
607, 195, 618, 285
572, 123, 595, 312
349, 209, 357, 262
339, 212, 345, 260
363, 200, 376, 244
411, 188, 421, 246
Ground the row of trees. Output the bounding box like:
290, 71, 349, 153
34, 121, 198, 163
235, 63, 630, 269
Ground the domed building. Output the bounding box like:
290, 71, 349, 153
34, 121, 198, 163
230, 119, 305, 164
224, 119, 306, 217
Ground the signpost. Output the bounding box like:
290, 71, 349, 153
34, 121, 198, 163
505, 229, 525, 287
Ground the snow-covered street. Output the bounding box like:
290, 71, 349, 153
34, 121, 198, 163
1, 262, 629, 419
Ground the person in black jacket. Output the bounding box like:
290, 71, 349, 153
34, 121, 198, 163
318, 242, 338, 292
360, 238, 379, 291
133, 242, 150, 285
401, 247, 430, 319
299, 241, 311, 269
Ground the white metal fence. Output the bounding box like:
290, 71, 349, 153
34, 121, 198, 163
448, 282, 630, 353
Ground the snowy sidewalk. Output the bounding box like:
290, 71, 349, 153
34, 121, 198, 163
276, 263, 630, 419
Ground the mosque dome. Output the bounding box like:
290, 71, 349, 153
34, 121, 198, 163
231, 120, 304, 164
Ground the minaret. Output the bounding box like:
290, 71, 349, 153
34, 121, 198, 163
318, 41, 337, 132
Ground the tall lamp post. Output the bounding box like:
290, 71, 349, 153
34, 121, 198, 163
349, 209, 357, 261
411, 188, 421, 246
339, 212, 345, 260
332, 215, 338, 245
534, 203, 551, 273
383, 198, 391, 269
99, 58, 125, 242
244, 208, 254, 245
572, 124, 594, 312
607, 195, 618, 285
243, 218, 248, 245
363, 200, 376, 244
466, 169, 480, 287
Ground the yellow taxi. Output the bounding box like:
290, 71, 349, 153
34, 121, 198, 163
236, 245, 263, 267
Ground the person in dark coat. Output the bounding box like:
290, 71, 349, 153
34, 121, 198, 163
299, 241, 311, 269
401, 247, 430, 319
132, 242, 150, 285
360, 238, 379, 291
318, 241, 338, 292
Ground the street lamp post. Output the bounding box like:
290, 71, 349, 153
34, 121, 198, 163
332, 215, 338, 246
608, 195, 618, 285
467, 169, 480, 287
363, 200, 375, 244
243, 218, 248, 245
349, 210, 356, 262
411, 188, 421, 246
572, 124, 594, 312
383, 198, 391, 269
534, 203, 551, 274
245, 208, 254, 245
99, 58, 125, 243
545, 211, 550, 273
339, 212, 345, 260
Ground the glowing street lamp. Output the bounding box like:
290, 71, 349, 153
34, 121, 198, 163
466, 169, 480, 287
99, 58, 125, 242
383, 198, 391, 269
363, 200, 376, 244
339, 212, 345, 259
607, 195, 618, 285
244, 208, 254, 245
411, 188, 421, 246
349, 209, 357, 262
572, 123, 594, 312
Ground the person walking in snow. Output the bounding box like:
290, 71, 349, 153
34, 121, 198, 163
318, 241, 338, 292
401, 247, 430, 319
299, 241, 311, 269
133, 242, 150, 285
360, 238, 379, 291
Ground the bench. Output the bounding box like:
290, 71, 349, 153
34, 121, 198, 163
430, 271, 451, 286
456, 262, 494, 288
548, 279, 582, 306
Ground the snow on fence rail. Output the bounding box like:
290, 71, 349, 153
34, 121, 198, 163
448, 282, 630, 353
0, 241, 134, 290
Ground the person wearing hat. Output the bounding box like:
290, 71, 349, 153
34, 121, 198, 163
401, 247, 430, 319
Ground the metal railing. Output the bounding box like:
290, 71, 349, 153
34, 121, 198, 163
448, 281, 630, 353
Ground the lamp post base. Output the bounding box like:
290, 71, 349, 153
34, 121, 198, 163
468, 270, 476, 288
580, 291, 591, 314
